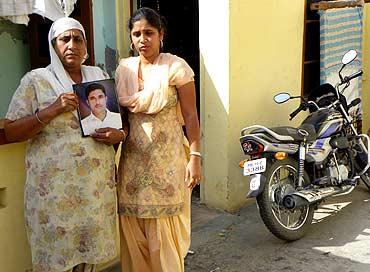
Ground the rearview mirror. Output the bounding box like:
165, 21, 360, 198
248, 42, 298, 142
274, 93, 291, 104
342, 50, 357, 65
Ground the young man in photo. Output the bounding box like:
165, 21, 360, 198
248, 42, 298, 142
81, 83, 122, 135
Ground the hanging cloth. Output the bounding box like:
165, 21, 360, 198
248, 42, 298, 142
0, 0, 77, 24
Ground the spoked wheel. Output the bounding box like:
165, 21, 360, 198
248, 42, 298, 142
354, 150, 370, 191
360, 171, 370, 191
351, 140, 370, 191
257, 158, 314, 241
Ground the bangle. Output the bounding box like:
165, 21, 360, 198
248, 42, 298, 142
35, 110, 47, 126
119, 129, 127, 141
189, 151, 202, 158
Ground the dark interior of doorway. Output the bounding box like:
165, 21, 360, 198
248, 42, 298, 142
137, 0, 200, 197
137, 0, 200, 117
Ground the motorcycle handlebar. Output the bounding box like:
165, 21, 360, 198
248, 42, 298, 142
348, 97, 361, 109
287, 67, 362, 121
343, 70, 363, 84
289, 104, 304, 120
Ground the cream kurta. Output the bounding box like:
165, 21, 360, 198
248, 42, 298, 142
116, 53, 194, 272
116, 53, 194, 218
6, 71, 117, 272
117, 86, 188, 217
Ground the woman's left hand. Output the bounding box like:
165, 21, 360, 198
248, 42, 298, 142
185, 156, 202, 190
91, 127, 126, 145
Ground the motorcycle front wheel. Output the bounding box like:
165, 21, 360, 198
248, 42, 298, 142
360, 171, 370, 191
257, 157, 314, 241
354, 151, 370, 191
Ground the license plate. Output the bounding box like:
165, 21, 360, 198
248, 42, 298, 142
243, 158, 266, 176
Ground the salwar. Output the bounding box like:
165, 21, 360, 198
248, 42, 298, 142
119, 189, 191, 272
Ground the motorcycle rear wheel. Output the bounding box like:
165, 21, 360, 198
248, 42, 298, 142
257, 157, 314, 241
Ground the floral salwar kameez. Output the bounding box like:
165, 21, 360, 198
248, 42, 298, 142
6, 71, 117, 272
116, 53, 194, 272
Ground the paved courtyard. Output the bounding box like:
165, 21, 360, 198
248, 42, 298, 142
105, 183, 370, 272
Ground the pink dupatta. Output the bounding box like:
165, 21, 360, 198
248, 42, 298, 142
116, 53, 194, 125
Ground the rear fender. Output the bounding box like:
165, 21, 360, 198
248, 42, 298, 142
246, 173, 267, 198
245, 155, 293, 198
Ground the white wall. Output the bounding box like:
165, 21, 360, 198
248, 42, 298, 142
199, 0, 230, 210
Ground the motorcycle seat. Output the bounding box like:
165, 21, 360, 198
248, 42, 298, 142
265, 124, 317, 142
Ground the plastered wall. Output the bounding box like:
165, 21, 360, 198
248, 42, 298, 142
200, 0, 306, 211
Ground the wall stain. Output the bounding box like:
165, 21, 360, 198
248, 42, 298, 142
0, 18, 28, 44
97, 45, 118, 78
105, 45, 118, 78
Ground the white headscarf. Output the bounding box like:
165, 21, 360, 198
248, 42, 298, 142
37, 17, 107, 96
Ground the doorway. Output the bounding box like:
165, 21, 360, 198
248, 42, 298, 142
136, 0, 200, 114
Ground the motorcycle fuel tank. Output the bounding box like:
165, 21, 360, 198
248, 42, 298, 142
302, 108, 344, 139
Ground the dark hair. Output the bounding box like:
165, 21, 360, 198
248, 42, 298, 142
85, 83, 106, 99
128, 7, 167, 34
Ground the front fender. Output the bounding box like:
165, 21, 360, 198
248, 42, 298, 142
246, 173, 267, 198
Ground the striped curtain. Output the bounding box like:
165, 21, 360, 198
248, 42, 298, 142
319, 7, 363, 121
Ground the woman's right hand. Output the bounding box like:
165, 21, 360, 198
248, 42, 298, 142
33, 92, 78, 126
4, 92, 79, 143
48, 92, 79, 115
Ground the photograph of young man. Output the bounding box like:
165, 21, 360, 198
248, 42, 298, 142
81, 83, 122, 135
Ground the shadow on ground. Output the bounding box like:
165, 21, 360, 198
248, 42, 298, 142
185, 184, 370, 272
104, 184, 370, 272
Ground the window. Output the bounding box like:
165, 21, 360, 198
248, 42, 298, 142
302, 0, 320, 96
303, 0, 368, 95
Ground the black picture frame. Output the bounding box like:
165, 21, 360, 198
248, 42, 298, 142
73, 78, 122, 137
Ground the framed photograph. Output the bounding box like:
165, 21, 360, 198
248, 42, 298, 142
73, 78, 122, 137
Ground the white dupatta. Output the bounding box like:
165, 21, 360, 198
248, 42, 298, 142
33, 17, 107, 117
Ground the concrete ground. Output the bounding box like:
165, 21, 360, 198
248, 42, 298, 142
104, 183, 370, 272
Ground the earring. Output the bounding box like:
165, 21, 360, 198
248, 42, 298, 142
160, 40, 163, 49
130, 43, 135, 51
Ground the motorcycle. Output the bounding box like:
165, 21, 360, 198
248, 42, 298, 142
239, 49, 369, 241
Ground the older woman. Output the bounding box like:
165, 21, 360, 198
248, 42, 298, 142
4, 17, 123, 272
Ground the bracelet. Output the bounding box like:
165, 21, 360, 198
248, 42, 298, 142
119, 129, 127, 141
35, 110, 47, 126
189, 151, 202, 158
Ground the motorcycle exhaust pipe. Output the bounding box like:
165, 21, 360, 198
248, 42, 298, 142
282, 194, 308, 209
282, 185, 354, 210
